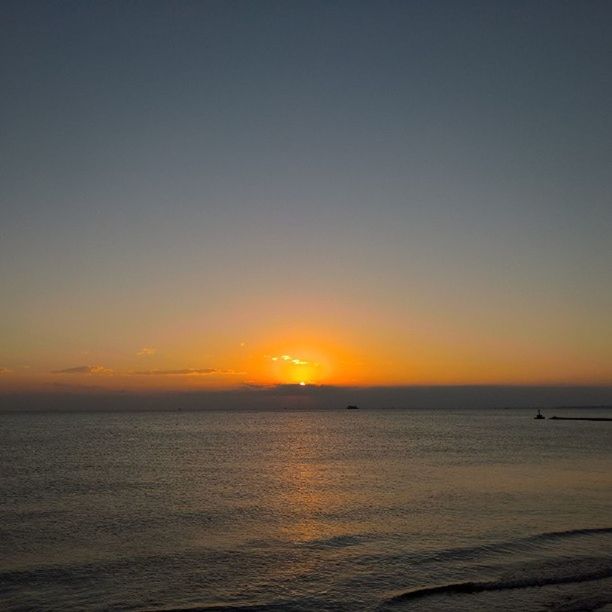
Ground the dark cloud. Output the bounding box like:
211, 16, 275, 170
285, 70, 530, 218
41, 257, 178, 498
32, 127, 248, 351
133, 368, 218, 376
52, 365, 112, 375
241, 383, 333, 394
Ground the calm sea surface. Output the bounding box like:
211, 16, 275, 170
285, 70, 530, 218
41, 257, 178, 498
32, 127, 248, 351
1, 408, 611, 611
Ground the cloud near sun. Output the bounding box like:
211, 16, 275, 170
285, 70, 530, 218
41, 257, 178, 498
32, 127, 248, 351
270, 354, 311, 366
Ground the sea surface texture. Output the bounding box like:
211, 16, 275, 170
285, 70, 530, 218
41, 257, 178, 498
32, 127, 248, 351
1, 408, 611, 611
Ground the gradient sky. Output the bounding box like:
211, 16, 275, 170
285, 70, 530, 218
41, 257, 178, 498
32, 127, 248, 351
1, 0, 611, 392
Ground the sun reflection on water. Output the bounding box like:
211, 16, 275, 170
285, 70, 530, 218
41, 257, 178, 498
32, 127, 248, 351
271, 417, 344, 546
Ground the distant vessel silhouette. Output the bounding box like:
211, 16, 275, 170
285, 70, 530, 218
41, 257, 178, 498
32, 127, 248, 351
346, 405, 359, 410
534, 409, 545, 420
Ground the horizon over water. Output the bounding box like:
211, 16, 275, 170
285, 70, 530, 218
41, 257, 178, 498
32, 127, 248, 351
3, 1, 612, 610
1, 406, 611, 611
3, 384, 612, 414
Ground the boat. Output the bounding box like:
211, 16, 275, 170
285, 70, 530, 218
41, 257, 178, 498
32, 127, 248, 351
534, 409, 545, 420
346, 405, 359, 410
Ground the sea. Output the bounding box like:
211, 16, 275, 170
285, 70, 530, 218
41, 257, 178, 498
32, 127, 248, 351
1, 407, 611, 611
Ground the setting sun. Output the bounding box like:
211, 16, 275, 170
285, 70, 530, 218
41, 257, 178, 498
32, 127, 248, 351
267, 351, 323, 385
3, 3, 612, 611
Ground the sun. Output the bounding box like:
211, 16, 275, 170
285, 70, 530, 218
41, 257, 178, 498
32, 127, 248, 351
266, 348, 330, 385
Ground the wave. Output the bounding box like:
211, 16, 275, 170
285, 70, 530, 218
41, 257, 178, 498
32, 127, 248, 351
528, 526, 612, 542
146, 606, 286, 612
385, 556, 612, 605
388, 526, 612, 566
301, 533, 368, 549
146, 600, 322, 612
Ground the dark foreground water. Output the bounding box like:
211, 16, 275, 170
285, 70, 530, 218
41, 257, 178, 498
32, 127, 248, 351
1, 407, 611, 611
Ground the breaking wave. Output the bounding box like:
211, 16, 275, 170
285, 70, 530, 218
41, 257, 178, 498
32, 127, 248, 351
384, 527, 612, 607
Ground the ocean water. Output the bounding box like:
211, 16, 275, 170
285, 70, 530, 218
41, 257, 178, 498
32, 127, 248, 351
1, 407, 611, 611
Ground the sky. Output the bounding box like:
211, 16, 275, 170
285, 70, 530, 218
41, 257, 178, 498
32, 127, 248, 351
1, 0, 611, 396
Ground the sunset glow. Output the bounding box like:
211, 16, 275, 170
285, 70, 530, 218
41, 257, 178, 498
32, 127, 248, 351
3, 5, 612, 612
2, 322, 611, 394
1, 2, 611, 399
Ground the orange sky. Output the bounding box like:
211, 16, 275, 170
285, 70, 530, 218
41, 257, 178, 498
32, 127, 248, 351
2, 3, 611, 394
1, 314, 610, 393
